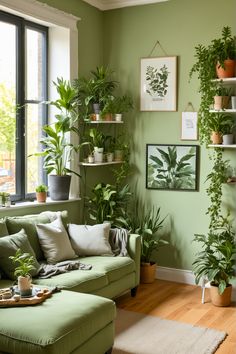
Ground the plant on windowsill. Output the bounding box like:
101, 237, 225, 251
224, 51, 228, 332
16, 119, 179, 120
0, 192, 11, 207
35, 184, 48, 203
9, 249, 36, 297
29, 78, 81, 201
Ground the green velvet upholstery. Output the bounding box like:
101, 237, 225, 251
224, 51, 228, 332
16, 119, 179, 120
0, 290, 115, 354
0, 219, 8, 238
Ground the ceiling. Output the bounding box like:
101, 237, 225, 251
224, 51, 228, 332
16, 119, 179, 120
82, 0, 169, 11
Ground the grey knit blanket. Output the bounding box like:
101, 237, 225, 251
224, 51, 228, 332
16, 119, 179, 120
109, 228, 129, 257
38, 260, 92, 279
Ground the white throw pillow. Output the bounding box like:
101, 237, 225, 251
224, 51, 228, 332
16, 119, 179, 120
68, 223, 113, 256
36, 216, 77, 264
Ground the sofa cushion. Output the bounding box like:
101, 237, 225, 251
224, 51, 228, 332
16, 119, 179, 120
36, 216, 76, 264
79, 256, 135, 283
6, 211, 68, 261
0, 290, 115, 354
33, 267, 108, 293
0, 219, 8, 237
68, 223, 113, 256
0, 229, 40, 279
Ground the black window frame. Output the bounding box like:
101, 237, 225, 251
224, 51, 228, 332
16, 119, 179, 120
0, 11, 48, 201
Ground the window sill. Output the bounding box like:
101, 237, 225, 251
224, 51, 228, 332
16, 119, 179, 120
0, 198, 81, 212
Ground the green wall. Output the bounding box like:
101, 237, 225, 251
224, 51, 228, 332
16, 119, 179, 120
38, 0, 104, 76
9, 0, 236, 271
103, 0, 236, 269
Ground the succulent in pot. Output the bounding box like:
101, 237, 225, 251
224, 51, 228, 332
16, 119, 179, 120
35, 184, 48, 203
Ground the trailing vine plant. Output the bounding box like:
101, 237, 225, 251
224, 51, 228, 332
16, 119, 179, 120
205, 149, 230, 231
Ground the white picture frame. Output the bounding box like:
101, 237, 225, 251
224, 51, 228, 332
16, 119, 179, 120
181, 112, 198, 141
140, 56, 177, 111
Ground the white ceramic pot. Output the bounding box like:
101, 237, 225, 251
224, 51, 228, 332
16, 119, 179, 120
18, 275, 32, 296
115, 113, 122, 122
106, 152, 114, 162
94, 147, 104, 163
231, 96, 236, 110
88, 155, 94, 163
223, 134, 234, 145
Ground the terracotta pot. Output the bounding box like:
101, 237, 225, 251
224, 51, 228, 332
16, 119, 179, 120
103, 113, 113, 121
140, 262, 156, 284
216, 59, 236, 79
211, 131, 222, 144
36, 192, 47, 203
210, 283, 232, 307
213, 96, 230, 110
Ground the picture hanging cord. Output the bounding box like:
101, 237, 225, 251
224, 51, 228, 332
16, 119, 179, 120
183, 102, 195, 112
148, 40, 168, 57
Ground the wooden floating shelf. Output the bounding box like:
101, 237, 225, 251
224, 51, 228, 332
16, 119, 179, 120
85, 121, 124, 124
80, 161, 123, 167
208, 144, 236, 148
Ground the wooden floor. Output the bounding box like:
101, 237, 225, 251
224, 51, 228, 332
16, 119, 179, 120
115, 280, 236, 354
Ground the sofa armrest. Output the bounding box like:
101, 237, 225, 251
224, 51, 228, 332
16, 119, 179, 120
127, 234, 141, 286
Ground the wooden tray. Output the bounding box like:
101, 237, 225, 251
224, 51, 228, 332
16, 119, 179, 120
0, 287, 56, 307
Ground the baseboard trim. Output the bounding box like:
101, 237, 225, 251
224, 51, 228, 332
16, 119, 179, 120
156, 266, 236, 301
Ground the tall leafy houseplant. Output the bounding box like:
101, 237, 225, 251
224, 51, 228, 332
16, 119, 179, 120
128, 199, 168, 283
29, 78, 80, 200
193, 217, 236, 306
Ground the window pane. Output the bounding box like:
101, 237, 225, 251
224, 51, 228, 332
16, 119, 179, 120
0, 21, 16, 194
26, 103, 44, 193
26, 28, 44, 101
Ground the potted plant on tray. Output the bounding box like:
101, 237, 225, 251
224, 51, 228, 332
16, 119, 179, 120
35, 184, 48, 203
193, 217, 236, 307
29, 78, 81, 200
9, 249, 36, 297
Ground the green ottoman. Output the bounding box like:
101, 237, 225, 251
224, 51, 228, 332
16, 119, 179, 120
0, 290, 116, 354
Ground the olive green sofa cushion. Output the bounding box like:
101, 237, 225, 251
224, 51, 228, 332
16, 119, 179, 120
0, 290, 116, 354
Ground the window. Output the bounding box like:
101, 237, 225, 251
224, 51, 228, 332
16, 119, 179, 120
0, 11, 48, 201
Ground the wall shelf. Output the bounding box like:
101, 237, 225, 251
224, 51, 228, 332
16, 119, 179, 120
80, 161, 123, 167
85, 120, 124, 124
208, 144, 236, 148
211, 77, 236, 84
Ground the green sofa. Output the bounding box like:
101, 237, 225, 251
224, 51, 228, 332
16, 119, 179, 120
0, 210, 141, 354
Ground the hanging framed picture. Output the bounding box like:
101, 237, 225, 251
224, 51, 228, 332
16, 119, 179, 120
146, 144, 199, 191
140, 56, 177, 111
181, 111, 198, 140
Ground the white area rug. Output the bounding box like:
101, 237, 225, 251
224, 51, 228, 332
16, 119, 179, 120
113, 309, 227, 354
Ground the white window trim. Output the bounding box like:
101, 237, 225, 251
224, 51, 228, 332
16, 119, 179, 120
0, 0, 80, 198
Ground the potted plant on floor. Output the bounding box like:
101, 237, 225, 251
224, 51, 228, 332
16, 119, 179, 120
9, 249, 36, 297
35, 184, 48, 203
29, 78, 81, 200
193, 217, 236, 306
128, 200, 168, 283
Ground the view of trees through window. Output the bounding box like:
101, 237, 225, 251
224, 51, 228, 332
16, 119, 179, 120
0, 12, 47, 200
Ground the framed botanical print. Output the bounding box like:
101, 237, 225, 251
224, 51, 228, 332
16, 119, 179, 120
146, 144, 199, 191
140, 56, 177, 111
